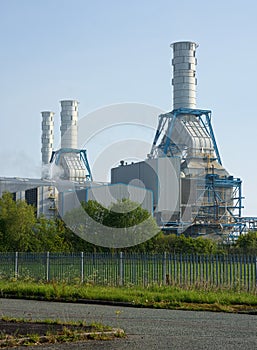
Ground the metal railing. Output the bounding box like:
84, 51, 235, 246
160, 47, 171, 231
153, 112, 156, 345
0, 252, 257, 290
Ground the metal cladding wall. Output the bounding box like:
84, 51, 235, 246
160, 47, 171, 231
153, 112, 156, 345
111, 157, 180, 217
86, 183, 153, 213
58, 183, 153, 216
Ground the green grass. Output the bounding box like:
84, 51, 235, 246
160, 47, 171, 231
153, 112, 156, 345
1, 280, 257, 313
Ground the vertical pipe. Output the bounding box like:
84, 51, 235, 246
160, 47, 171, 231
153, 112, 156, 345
171, 41, 198, 110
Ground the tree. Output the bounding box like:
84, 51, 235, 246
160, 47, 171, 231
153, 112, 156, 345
63, 199, 160, 249
0, 192, 37, 251
34, 217, 71, 252
147, 234, 218, 254
235, 231, 257, 254
0, 192, 72, 252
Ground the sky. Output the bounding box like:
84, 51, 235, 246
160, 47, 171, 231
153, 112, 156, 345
0, 0, 257, 216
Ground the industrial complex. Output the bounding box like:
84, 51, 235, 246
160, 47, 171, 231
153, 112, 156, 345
1, 41, 256, 238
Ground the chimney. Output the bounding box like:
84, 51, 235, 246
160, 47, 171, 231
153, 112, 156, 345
41, 111, 54, 164
171, 41, 198, 110
60, 100, 78, 149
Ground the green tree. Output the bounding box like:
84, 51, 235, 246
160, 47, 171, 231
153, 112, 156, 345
150, 234, 218, 254
63, 199, 160, 250
0, 192, 37, 251
105, 199, 150, 227
34, 217, 71, 252
235, 231, 257, 254
0, 193, 72, 252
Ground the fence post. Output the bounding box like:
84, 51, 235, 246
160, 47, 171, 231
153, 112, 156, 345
119, 251, 123, 286
163, 252, 167, 285
255, 256, 257, 288
46, 251, 50, 282
15, 252, 18, 278
81, 252, 84, 283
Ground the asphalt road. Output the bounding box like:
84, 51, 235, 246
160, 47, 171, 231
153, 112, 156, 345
0, 298, 257, 350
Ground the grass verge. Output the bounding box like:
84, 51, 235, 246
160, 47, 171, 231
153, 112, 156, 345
1, 280, 257, 313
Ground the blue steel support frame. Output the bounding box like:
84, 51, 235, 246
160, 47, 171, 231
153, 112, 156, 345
80, 150, 93, 181
150, 113, 170, 156
50, 148, 93, 181
163, 113, 178, 155
204, 175, 244, 233
150, 108, 222, 164
204, 113, 222, 165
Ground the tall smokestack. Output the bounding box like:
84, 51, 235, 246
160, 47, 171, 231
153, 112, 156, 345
171, 41, 198, 110
41, 111, 54, 164
60, 100, 78, 149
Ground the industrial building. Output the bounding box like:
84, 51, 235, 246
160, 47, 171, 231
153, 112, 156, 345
1, 41, 256, 237
111, 41, 254, 236
0, 99, 153, 220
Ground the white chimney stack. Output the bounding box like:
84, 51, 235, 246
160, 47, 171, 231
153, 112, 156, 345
171, 41, 198, 110
60, 100, 78, 149
41, 111, 54, 164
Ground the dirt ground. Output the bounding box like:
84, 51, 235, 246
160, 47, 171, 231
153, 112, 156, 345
0, 320, 93, 337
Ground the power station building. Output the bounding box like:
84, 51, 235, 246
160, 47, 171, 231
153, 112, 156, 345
111, 41, 243, 236
0, 41, 255, 237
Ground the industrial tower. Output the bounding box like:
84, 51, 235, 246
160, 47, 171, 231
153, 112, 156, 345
112, 41, 243, 237
41, 100, 92, 182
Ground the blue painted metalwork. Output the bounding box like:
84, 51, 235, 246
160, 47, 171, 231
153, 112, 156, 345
163, 113, 178, 155
149, 107, 247, 236
204, 174, 244, 232
150, 108, 222, 164
50, 148, 93, 181
157, 165, 253, 237
158, 173, 245, 236
204, 113, 222, 165
239, 217, 257, 231
79, 150, 93, 181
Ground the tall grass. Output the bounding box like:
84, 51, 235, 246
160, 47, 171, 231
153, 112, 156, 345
1, 279, 257, 312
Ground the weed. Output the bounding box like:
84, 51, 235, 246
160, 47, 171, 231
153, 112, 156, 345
0, 317, 120, 348
1, 280, 257, 313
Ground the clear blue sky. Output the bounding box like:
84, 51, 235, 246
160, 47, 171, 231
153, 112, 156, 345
0, 0, 257, 216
